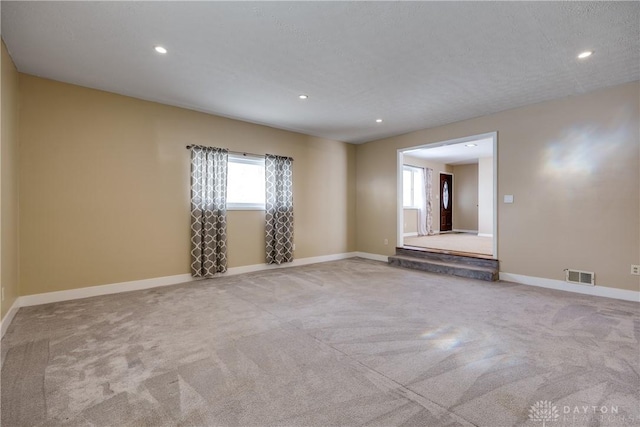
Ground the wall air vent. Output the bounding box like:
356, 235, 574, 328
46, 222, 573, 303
565, 269, 595, 286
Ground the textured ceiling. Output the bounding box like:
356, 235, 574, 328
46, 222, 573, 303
405, 138, 494, 166
2, 2, 639, 144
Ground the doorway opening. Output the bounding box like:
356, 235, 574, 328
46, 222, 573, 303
396, 132, 498, 259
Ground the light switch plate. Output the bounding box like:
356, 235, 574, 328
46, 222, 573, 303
504, 195, 514, 203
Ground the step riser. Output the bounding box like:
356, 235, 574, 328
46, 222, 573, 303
389, 256, 498, 282
396, 248, 498, 269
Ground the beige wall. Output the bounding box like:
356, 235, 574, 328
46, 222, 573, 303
452, 163, 478, 231
18, 75, 356, 295
478, 157, 494, 236
356, 81, 640, 291
1, 41, 20, 320
403, 209, 418, 234
402, 155, 450, 234
8, 73, 640, 297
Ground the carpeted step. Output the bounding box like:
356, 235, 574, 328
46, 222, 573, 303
395, 247, 499, 269
388, 255, 498, 282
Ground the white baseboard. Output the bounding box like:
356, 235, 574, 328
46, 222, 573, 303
223, 252, 358, 276
7, 256, 634, 340
478, 233, 493, 238
4, 252, 363, 334
500, 272, 639, 302
1, 298, 21, 338
19, 273, 194, 308
403, 232, 418, 237
2, 252, 363, 336
453, 229, 478, 234
354, 252, 389, 262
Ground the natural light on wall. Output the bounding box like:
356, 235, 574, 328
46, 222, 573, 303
227, 155, 266, 210
542, 109, 632, 178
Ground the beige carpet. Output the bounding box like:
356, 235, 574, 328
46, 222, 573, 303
404, 233, 492, 255
2, 259, 638, 426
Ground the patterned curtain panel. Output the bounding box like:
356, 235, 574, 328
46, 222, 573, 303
190, 146, 229, 277
418, 167, 435, 236
265, 154, 294, 265
418, 167, 428, 236
425, 167, 434, 235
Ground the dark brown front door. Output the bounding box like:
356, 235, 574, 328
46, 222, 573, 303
440, 173, 452, 231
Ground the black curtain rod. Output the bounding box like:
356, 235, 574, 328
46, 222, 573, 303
185, 145, 261, 157
185, 145, 293, 161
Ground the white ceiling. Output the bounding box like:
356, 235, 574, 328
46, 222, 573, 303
404, 138, 493, 166
2, 2, 638, 144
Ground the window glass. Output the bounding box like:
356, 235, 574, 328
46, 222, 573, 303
403, 169, 412, 207
403, 166, 422, 208
413, 169, 422, 206
227, 155, 265, 210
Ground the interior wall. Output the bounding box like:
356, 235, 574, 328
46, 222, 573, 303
356, 81, 640, 292
478, 157, 494, 236
403, 209, 418, 235
451, 163, 478, 231
402, 155, 450, 234
18, 75, 356, 296
1, 41, 20, 320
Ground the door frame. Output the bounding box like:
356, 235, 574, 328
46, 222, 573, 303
396, 131, 498, 259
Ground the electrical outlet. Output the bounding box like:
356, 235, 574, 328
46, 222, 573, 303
1, 287, 4, 302
631, 265, 640, 275
384, 238, 389, 245
292, 243, 296, 251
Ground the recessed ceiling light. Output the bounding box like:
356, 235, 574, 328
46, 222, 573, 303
298, 94, 308, 100
376, 119, 383, 123
154, 46, 168, 54
465, 143, 477, 147
577, 50, 593, 59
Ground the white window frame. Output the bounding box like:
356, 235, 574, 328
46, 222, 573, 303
227, 154, 266, 211
403, 165, 421, 209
